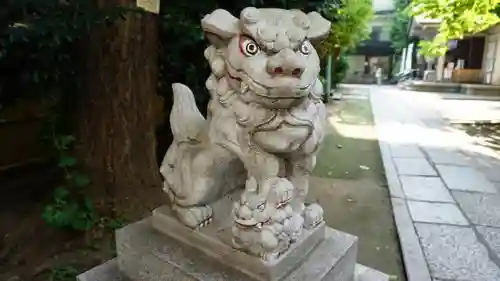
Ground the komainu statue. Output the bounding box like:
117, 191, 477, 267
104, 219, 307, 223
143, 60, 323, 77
160, 7, 331, 261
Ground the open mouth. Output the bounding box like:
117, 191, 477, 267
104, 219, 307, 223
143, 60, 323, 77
235, 217, 271, 229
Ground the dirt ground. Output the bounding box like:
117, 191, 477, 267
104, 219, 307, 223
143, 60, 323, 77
309, 91, 405, 280
0, 90, 405, 281
0, 161, 166, 281
0, 166, 117, 281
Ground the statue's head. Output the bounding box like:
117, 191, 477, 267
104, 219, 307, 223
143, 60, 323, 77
202, 8, 331, 108
233, 177, 294, 228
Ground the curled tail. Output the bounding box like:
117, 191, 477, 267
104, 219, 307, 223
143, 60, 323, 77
161, 83, 206, 202
170, 83, 205, 142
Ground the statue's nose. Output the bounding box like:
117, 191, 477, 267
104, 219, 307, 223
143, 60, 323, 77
266, 49, 306, 77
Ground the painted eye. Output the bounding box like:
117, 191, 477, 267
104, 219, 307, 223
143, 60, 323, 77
239, 36, 260, 57
299, 40, 311, 55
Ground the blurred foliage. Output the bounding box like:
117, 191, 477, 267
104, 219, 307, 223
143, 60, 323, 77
409, 0, 500, 57
0, 0, 125, 105
318, 0, 373, 57
42, 130, 98, 231
390, 0, 410, 55
0, 0, 126, 230
331, 52, 349, 88
0, 0, 371, 110
49, 265, 79, 281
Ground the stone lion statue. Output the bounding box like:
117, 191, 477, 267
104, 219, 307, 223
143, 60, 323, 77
160, 7, 330, 261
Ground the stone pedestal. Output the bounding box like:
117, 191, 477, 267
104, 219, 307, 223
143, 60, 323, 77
151, 202, 327, 281
77, 216, 389, 281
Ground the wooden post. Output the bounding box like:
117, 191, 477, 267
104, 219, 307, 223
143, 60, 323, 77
325, 54, 332, 103
76, 0, 164, 217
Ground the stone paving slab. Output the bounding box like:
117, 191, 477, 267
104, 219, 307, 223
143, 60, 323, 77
422, 147, 470, 166
468, 152, 500, 183
407, 201, 469, 226
370, 88, 500, 281
436, 165, 498, 194
399, 176, 454, 203
390, 198, 432, 281
453, 191, 500, 227
415, 223, 500, 281
389, 144, 425, 158
378, 142, 405, 198
477, 226, 500, 259
393, 158, 437, 176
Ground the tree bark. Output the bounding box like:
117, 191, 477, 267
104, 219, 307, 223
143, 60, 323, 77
77, 0, 165, 219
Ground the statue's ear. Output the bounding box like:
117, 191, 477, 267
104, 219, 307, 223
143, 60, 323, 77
306, 12, 331, 41
201, 9, 239, 48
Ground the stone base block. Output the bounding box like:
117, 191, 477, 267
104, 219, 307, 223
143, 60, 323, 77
77, 218, 390, 281
118, 218, 359, 281
151, 205, 326, 281
354, 264, 390, 281
77, 259, 389, 281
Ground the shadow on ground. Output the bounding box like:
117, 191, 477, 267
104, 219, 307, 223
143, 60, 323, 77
309, 92, 405, 280
453, 122, 500, 152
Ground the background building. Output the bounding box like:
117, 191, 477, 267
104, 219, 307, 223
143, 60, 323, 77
344, 0, 395, 83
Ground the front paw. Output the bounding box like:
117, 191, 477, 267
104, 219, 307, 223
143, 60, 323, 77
173, 205, 213, 229
260, 251, 280, 263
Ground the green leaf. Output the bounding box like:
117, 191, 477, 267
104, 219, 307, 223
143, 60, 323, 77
50, 266, 79, 281
54, 187, 70, 199
58, 135, 76, 150
72, 173, 91, 187
106, 218, 125, 230
58, 155, 77, 168
84, 198, 95, 211
409, 0, 500, 57
319, 0, 374, 56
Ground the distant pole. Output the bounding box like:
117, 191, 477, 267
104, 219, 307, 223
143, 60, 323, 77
325, 54, 332, 103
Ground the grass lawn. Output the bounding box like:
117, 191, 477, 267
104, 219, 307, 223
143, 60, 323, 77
308, 91, 405, 280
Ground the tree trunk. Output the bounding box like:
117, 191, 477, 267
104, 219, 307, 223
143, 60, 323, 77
76, 0, 165, 220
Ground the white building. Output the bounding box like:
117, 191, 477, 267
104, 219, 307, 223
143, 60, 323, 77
344, 0, 395, 83
406, 15, 500, 94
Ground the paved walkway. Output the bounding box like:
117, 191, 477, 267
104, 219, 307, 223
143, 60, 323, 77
369, 86, 500, 281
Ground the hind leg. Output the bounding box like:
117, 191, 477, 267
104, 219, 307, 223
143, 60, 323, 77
162, 143, 238, 229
